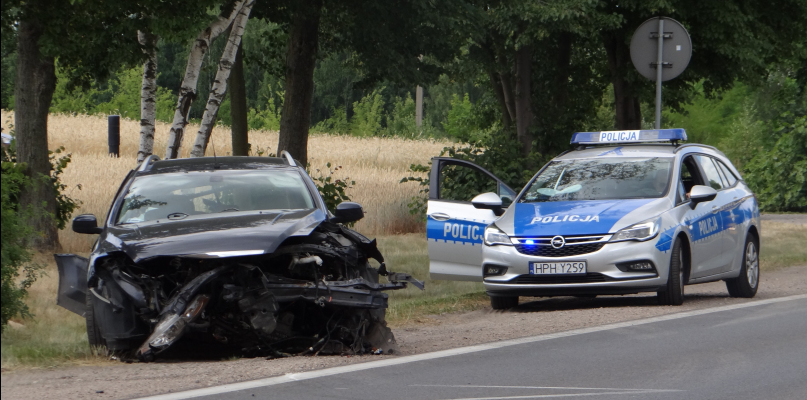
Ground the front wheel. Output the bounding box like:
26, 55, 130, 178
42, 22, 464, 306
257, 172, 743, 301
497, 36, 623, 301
490, 296, 519, 310
658, 238, 685, 306
725, 234, 759, 298
85, 292, 105, 348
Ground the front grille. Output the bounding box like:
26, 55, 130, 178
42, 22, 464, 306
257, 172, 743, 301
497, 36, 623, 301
507, 273, 611, 284
515, 242, 605, 257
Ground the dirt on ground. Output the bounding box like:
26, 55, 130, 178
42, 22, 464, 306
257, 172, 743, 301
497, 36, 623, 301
2, 263, 805, 400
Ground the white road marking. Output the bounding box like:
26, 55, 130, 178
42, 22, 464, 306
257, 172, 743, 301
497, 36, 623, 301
412, 384, 680, 392
441, 391, 680, 400
134, 294, 807, 400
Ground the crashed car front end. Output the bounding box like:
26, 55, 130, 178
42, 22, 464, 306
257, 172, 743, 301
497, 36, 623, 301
57, 212, 422, 361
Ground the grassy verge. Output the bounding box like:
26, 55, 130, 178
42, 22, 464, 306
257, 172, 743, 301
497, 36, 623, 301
2, 221, 804, 369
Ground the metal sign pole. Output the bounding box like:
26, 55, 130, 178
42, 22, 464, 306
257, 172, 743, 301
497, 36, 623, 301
654, 18, 664, 130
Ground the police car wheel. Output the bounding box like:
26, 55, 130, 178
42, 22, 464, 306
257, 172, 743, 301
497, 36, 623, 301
657, 238, 685, 306
726, 234, 760, 298
490, 296, 519, 310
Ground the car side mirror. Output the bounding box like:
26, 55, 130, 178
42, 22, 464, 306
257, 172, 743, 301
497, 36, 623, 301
472, 192, 505, 216
689, 185, 718, 209
72, 214, 103, 234
330, 202, 364, 224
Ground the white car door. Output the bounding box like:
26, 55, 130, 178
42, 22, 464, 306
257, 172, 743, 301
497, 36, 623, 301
427, 158, 516, 281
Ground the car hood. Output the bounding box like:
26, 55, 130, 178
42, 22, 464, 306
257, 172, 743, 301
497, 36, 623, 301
98, 209, 327, 263
499, 198, 669, 237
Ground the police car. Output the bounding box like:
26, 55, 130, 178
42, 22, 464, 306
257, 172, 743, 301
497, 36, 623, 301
426, 129, 760, 309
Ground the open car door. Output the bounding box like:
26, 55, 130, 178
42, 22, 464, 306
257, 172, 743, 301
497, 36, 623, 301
427, 158, 516, 281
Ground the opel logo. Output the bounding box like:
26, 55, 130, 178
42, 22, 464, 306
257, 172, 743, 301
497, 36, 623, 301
551, 235, 566, 249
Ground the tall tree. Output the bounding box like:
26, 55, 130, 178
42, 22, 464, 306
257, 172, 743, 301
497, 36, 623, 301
165, 0, 245, 159
190, 0, 255, 157
137, 30, 159, 163
229, 43, 249, 156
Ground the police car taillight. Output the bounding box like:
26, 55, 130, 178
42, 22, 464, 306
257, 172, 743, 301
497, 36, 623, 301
571, 128, 687, 145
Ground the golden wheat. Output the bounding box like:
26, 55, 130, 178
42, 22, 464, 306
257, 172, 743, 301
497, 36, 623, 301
1, 111, 450, 253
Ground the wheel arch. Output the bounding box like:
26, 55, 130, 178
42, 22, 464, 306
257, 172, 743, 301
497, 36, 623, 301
747, 224, 760, 245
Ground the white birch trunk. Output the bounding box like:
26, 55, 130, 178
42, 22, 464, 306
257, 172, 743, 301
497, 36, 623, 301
164, 0, 245, 159
137, 30, 158, 163
190, 0, 255, 157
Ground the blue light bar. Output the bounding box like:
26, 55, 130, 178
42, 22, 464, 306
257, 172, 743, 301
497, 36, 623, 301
570, 129, 687, 145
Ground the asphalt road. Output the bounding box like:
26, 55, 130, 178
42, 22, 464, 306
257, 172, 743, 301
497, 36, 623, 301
145, 295, 807, 400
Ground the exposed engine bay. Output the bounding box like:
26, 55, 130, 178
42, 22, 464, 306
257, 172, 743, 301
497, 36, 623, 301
57, 223, 423, 362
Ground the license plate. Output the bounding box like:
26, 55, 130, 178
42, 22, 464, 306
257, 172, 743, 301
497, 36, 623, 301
529, 261, 587, 275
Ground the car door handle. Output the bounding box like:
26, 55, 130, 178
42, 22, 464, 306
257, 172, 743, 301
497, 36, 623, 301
711, 206, 719, 213
431, 213, 450, 221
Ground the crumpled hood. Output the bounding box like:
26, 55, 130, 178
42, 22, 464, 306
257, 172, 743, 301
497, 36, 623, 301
499, 198, 668, 237
98, 209, 327, 263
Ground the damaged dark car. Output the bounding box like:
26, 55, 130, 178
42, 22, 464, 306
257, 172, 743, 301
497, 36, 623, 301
56, 152, 423, 361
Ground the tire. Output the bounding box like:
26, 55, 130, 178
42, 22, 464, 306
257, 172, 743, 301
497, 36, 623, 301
490, 295, 519, 310
85, 292, 105, 348
658, 238, 685, 306
725, 234, 759, 298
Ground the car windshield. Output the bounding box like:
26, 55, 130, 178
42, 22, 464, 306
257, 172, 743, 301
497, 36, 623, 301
116, 169, 315, 224
520, 157, 673, 203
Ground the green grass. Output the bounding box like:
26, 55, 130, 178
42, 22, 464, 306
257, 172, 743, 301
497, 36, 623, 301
759, 222, 807, 271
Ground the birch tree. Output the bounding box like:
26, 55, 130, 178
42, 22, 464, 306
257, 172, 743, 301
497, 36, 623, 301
190, 0, 255, 157
137, 30, 158, 163
164, 0, 246, 159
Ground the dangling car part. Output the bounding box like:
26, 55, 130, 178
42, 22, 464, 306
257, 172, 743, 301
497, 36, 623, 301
55, 154, 423, 361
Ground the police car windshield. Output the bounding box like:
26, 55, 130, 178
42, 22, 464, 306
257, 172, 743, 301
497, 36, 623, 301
520, 157, 673, 203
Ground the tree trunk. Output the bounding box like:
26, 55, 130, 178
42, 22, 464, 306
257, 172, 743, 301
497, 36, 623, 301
230, 42, 249, 156
499, 71, 516, 122
137, 30, 158, 163
15, 19, 59, 250
487, 69, 511, 130
276, 0, 322, 166
165, 0, 245, 159
514, 44, 533, 157
190, 0, 254, 158
602, 32, 641, 130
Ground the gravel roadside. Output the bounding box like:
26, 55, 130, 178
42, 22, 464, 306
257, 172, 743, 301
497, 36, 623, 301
2, 264, 805, 400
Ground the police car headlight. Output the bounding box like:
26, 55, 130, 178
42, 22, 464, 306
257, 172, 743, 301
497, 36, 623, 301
484, 225, 512, 246
610, 218, 660, 242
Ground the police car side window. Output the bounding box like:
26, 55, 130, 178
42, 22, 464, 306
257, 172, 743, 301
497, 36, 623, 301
679, 156, 704, 196
439, 164, 498, 202
694, 155, 724, 190
716, 160, 738, 187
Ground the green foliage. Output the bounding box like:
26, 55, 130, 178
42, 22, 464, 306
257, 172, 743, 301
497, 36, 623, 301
48, 147, 81, 230
744, 102, 807, 212
308, 162, 355, 215
1, 162, 44, 333
247, 88, 283, 131
350, 89, 385, 137
442, 93, 480, 142
51, 67, 176, 122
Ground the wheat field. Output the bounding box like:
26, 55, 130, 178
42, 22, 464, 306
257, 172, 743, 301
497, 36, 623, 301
0, 111, 450, 254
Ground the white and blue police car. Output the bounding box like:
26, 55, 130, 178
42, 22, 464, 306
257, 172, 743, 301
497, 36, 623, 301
425, 129, 761, 309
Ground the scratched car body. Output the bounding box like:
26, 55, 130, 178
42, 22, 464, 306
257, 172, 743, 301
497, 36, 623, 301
426, 129, 761, 309
55, 153, 422, 360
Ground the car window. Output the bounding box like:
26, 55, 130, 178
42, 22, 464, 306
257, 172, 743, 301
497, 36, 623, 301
695, 155, 724, 190
715, 159, 738, 186
116, 170, 315, 224
439, 164, 498, 202
520, 157, 673, 202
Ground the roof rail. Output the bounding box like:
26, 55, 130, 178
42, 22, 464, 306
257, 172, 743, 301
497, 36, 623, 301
138, 154, 160, 172
280, 150, 297, 167
673, 143, 720, 153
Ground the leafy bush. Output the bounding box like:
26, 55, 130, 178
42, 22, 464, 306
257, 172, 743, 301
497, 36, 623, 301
442, 93, 480, 142
350, 89, 385, 137
1, 162, 44, 333
744, 113, 807, 212
308, 162, 355, 216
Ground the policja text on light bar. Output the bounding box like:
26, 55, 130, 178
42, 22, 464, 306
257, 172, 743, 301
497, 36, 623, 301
570, 128, 687, 145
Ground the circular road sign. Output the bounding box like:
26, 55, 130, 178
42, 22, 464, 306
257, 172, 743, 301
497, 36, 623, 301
630, 17, 692, 82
